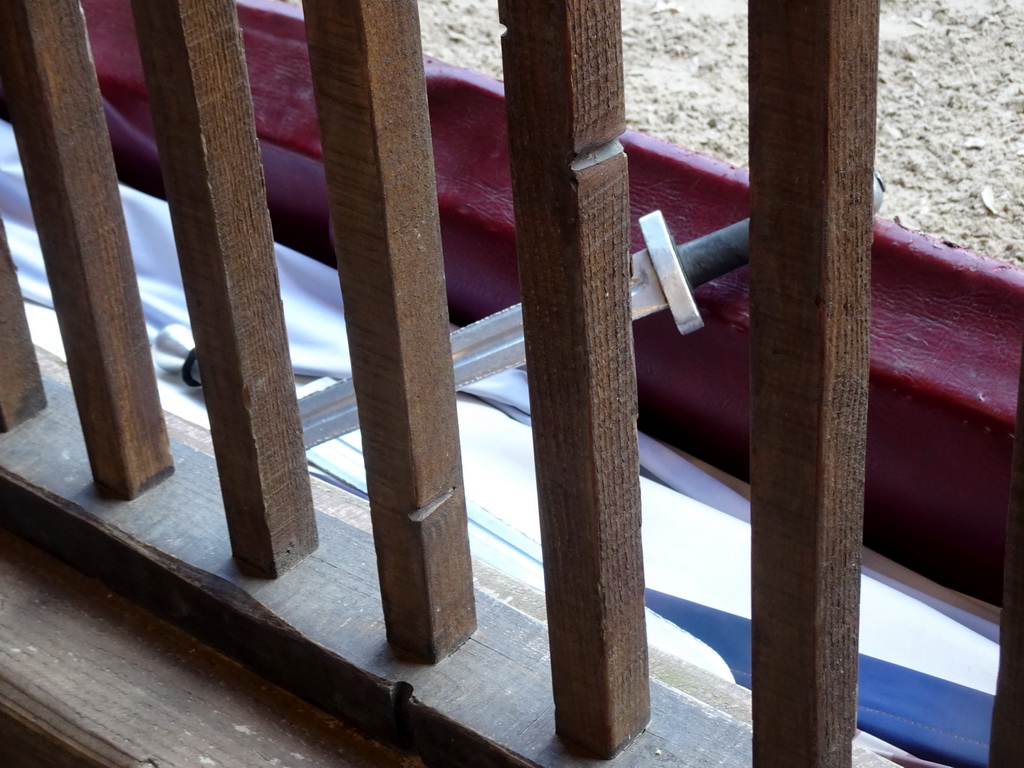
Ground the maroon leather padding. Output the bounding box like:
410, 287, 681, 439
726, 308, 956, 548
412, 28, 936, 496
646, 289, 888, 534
73, 0, 1024, 603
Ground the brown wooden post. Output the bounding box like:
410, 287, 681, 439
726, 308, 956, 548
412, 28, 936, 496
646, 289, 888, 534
127, 0, 317, 577
498, 0, 649, 757
301, 0, 476, 662
747, 0, 880, 766
990, 363, 1024, 765
0, 0, 172, 499
0, 216, 46, 431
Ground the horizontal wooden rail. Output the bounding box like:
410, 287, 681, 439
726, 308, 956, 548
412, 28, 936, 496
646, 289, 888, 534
0, 371, 766, 768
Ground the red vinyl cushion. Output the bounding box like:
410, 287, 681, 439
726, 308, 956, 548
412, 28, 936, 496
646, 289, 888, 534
74, 0, 1024, 603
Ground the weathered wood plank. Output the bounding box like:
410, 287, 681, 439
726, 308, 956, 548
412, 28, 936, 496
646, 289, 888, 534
126, 0, 316, 576
0, 374, 756, 768
0, 0, 171, 498
747, 0, 880, 766
498, 0, 648, 757
990, 354, 1024, 766
0, 706, 116, 768
0, 529, 424, 768
301, 0, 475, 662
0, 216, 45, 431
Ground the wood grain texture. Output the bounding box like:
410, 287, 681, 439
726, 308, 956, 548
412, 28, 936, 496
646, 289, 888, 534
747, 0, 880, 766
0, 0, 171, 498
127, 0, 316, 576
0, 216, 45, 431
301, 0, 475, 662
498, 0, 649, 757
0, 706, 120, 768
0, 529, 424, 768
0, 375, 762, 768
990, 350, 1024, 767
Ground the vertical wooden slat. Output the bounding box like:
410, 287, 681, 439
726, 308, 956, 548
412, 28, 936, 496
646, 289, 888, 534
0, 0, 172, 499
0, 216, 46, 431
127, 0, 316, 577
747, 0, 879, 766
301, 0, 476, 662
499, 0, 649, 757
990, 366, 1024, 765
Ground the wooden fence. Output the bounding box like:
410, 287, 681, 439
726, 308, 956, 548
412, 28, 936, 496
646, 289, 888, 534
0, 0, 1019, 766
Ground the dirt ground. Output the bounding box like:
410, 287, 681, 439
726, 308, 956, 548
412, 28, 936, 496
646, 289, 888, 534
287, 0, 1024, 267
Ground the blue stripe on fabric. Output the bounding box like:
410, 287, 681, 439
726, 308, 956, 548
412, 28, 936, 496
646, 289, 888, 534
645, 588, 992, 768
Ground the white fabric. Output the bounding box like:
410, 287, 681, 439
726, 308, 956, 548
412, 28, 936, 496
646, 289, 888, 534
0, 118, 999, 697
0, 121, 350, 379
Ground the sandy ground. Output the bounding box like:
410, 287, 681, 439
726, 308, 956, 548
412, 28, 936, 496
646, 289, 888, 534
287, 0, 1024, 267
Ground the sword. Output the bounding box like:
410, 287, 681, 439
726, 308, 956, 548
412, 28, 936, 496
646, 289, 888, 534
154, 173, 884, 449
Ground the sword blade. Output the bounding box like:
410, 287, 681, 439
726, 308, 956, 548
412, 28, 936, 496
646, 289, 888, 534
161, 174, 883, 449
300, 250, 672, 448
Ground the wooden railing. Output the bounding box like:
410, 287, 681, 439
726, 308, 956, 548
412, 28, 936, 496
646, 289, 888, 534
0, 0, 1020, 766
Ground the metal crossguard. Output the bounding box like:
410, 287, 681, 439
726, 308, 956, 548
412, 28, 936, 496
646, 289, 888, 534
155, 173, 884, 449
